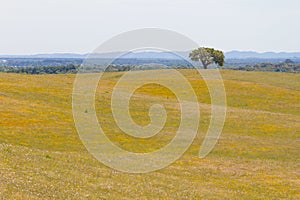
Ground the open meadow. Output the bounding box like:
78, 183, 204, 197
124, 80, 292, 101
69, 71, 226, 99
0, 69, 299, 199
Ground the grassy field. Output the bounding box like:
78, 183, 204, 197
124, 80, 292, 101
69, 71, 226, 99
0, 70, 299, 199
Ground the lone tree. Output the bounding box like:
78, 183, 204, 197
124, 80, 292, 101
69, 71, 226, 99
189, 47, 225, 69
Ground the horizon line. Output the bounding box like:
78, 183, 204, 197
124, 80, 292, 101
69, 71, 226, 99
1, 50, 300, 57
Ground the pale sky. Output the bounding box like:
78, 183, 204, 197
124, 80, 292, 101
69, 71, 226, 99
1, 0, 299, 54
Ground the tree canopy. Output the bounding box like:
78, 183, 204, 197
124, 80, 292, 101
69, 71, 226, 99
189, 47, 225, 69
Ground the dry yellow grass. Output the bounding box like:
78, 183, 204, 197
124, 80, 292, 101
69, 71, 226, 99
0, 70, 299, 199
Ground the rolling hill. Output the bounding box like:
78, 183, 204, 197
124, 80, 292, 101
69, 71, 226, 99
0, 70, 299, 199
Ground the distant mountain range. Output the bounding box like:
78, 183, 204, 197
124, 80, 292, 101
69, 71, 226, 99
0, 53, 88, 59
1, 51, 300, 59
225, 51, 300, 59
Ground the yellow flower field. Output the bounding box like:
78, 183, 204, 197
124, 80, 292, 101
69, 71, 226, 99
0, 69, 299, 199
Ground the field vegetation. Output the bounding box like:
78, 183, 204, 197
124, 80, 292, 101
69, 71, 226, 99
0, 70, 299, 199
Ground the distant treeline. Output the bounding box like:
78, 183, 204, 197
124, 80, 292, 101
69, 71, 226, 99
0, 60, 299, 74
0, 58, 83, 67
0, 64, 192, 74
0, 64, 79, 74
224, 59, 300, 73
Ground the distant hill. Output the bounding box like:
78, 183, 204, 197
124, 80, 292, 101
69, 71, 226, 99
1, 51, 300, 70
1, 51, 300, 59
0, 53, 88, 59
225, 51, 300, 59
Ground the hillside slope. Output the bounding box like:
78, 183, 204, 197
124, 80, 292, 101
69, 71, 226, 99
0, 70, 299, 199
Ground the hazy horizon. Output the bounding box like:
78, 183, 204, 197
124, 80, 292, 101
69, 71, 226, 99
2, 50, 300, 57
